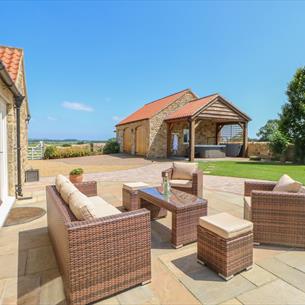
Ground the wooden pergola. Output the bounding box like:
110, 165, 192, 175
165, 95, 251, 161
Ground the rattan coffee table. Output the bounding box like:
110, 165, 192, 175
138, 187, 207, 248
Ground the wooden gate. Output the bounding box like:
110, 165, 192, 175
136, 126, 146, 155
123, 128, 132, 153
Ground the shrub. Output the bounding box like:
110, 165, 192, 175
103, 138, 120, 154
70, 168, 84, 175
62, 143, 71, 147
269, 130, 289, 161
44, 145, 58, 159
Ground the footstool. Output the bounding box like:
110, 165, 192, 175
197, 212, 253, 280
122, 182, 149, 211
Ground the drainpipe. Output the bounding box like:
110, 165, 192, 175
15, 95, 24, 197
0, 60, 26, 198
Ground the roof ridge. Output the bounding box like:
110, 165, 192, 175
144, 88, 190, 105
190, 92, 219, 102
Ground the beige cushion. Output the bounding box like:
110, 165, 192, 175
69, 191, 97, 220
243, 196, 252, 221
299, 186, 305, 194
172, 162, 198, 180
199, 212, 253, 239
60, 182, 77, 204
273, 174, 302, 193
55, 174, 69, 192
89, 196, 121, 217
169, 179, 192, 188
123, 182, 149, 191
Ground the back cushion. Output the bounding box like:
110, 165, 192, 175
273, 174, 302, 193
69, 190, 97, 221
60, 182, 77, 204
55, 174, 70, 193
299, 186, 305, 194
172, 162, 198, 180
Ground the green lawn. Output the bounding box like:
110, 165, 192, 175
198, 161, 305, 184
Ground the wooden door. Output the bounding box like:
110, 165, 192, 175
136, 126, 146, 155
123, 128, 132, 153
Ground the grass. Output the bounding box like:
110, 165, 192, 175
198, 161, 305, 184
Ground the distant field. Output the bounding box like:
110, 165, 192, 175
28, 139, 106, 147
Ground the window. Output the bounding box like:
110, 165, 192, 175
183, 129, 189, 144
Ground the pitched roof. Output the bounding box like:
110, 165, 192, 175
117, 89, 192, 126
166, 93, 219, 120
0, 46, 23, 82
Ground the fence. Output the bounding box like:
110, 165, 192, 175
28, 141, 45, 160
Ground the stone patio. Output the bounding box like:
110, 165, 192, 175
1, 164, 305, 305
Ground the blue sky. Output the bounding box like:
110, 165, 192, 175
2, 1, 305, 140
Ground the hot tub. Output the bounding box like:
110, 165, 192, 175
195, 145, 226, 158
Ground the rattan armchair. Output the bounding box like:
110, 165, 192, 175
46, 181, 151, 305
244, 181, 305, 247
162, 167, 203, 197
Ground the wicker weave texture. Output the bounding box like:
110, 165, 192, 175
162, 167, 203, 197
138, 188, 207, 247
197, 225, 253, 278
47, 181, 151, 305
244, 181, 305, 247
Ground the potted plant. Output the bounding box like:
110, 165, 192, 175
69, 168, 84, 183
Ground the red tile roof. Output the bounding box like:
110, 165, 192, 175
166, 93, 219, 120
0, 46, 23, 82
117, 89, 191, 126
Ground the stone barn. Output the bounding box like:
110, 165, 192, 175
116, 89, 251, 160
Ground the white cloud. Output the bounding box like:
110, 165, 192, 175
47, 116, 57, 121
62, 101, 94, 112
112, 115, 121, 122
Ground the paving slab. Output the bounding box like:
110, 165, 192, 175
275, 250, 305, 272
159, 247, 255, 305
116, 284, 161, 305
257, 257, 305, 292
26, 245, 57, 274
241, 264, 277, 287
237, 279, 305, 305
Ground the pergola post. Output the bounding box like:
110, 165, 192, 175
242, 122, 248, 157
189, 118, 195, 162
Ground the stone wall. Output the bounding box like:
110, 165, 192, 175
116, 120, 149, 155
147, 92, 197, 158
247, 141, 294, 161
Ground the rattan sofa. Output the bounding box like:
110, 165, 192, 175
162, 167, 203, 197
46, 181, 151, 305
244, 181, 305, 247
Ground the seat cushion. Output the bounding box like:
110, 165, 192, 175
55, 174, 70, 193
89, 196, 121, 218
69, 190, 97, 220
243, 196, 252, 221
273, 174, 302, 193
169, 179, 192, 188
123, 182, 149, 191
199, 212, 253, 239
172, 162, 198, 180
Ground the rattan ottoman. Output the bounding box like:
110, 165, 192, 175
197, 212, 253, 280
122, 182, 149, 211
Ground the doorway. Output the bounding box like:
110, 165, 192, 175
0, 99, 8, 203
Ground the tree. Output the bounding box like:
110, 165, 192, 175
279, 67, 305, 163
257, 119, 279, 141
269, 130, 289, 162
